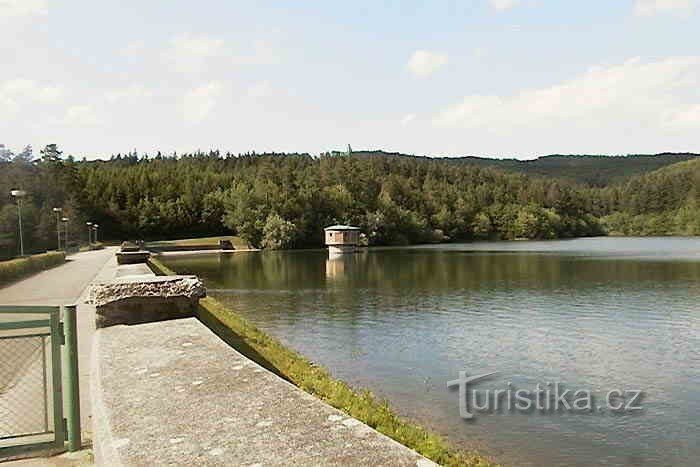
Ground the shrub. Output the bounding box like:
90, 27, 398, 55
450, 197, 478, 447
261, 214, 296, 250
0, 251, 66, 286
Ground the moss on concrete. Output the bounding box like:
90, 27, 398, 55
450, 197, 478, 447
148, 257, 494, 467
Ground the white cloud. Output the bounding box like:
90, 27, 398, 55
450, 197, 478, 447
2, 79, 62, 102
664, 104, 700, 128
166, 34, 226, 72
246, 81, 273, 99
182, 82, 223, 124
64, 105, 100, 126
400, 113, 416, 126
164, 35, 279, 73
105, 84, 153, 103
433, 56, 700, 131
119, 40, 147, 58
0, 79, 63, 120
0, 0, 48, 17
171, 34, 225, 57
473, 47, 488, 59
634, 0, 697, 15
232, 40, 280, 66
407, 50, 448, 78
489, 0, 520, 11
634, 0, 696, 16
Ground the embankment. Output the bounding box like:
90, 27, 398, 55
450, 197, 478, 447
148, 257, 493, 467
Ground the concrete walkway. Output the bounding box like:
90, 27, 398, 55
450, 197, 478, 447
0, 247, 118, 446
92, 318, 436, 466
0, 248, 117, 306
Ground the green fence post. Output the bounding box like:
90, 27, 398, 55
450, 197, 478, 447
62, 304, 82, 451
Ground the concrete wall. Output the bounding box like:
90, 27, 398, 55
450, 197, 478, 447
91, 318, 436, 467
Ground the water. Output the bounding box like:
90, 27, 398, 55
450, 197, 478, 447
162, 237, 700, 466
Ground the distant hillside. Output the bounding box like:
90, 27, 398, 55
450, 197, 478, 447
349, 151, 700, 187
600, 158, 700, 236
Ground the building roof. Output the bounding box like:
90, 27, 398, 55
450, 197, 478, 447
324, 225, 360, 231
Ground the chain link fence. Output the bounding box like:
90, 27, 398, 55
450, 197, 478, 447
0, 331, 54, 444
0, 306, 72, 457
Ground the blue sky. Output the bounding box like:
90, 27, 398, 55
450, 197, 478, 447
1, 0, 699, 159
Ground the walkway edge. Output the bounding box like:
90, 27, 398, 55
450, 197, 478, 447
90, 318, 437, 466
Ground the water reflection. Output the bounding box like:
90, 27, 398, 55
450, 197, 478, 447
163, 237, 700, 467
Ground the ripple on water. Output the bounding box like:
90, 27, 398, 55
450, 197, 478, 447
164, 238, 700, 467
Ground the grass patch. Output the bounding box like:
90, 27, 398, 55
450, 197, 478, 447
146, 235, 250, 249
148, 257, 494, 467
0, 251, 66, 287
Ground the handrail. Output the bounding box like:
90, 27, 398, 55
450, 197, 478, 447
0, 306, 60, 314
0, 319, 51, 331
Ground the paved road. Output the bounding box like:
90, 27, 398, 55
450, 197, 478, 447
0, 248, 118, 449
0, 248, 116, 306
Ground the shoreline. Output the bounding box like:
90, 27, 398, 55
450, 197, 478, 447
148, 257, 495, 466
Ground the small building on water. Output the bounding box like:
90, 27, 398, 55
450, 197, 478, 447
324, 225, 360, 254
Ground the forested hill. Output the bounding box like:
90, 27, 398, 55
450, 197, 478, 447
349, 151, 700, 187
1, 149, 603, 257
599, 158, 700, 236
1, 147, 698, 259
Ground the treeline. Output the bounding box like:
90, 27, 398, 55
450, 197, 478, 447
348, 150, 699, 187
599, 159, 700, 236
2, 146, 697, 257
78, 152, 604, 248
2, 148, 603, 255
0, 145, 85, 259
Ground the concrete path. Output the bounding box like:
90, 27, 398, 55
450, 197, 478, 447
92, 318, 436, 466
0, 248, 117, 306
0, 248, 118, 446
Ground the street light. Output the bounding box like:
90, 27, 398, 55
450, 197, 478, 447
93, 224, 99, 243
86, 222, 93, 246
53, 207, 63, 250
62, 217, 69, 251
10, 190, 27, 256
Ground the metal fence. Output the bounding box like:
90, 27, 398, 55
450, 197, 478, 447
0, 306, 73, 458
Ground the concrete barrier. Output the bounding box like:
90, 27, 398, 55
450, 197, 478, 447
115, 251, 150, 265
87, 275, 206, 328
91, 318, 437, 467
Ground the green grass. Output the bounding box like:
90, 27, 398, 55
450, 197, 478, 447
0, 251, 66, 286
146, 235, 251, 249
148, 257, 494, 467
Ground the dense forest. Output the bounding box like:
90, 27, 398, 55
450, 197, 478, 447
347, 150, 699, 187
599, 158, 700, 236
1, 145, 698, 259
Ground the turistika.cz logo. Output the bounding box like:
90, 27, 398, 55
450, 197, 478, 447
447, 371, 644, 420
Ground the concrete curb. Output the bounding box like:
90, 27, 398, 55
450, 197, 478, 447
90, 318, 438, 467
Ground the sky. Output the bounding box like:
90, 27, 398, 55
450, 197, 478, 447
1, 0, 699, 160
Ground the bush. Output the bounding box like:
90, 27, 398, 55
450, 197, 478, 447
0, 251, 66, 286
261, 214, 296, 250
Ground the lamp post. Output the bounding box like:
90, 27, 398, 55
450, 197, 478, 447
86, 222, 93, 246
93, 224, 99, 244
62, 217, 69, 251
53, 207, 63, 250
10, 190, 27, 256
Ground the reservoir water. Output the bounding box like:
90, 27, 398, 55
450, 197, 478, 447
162, 237, 700, 466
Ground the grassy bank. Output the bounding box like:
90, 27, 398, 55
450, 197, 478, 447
146, 235, 251, 250
0, 251, 66, 286
148, 257, 494, 466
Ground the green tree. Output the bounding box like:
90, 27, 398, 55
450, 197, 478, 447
261, 214, 297, 250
